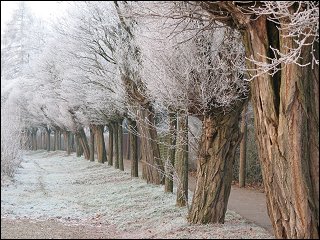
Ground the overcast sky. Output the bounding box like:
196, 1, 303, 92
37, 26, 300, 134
1, 1, 69, 34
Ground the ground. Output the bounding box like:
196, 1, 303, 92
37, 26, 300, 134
1, 150, 274, 239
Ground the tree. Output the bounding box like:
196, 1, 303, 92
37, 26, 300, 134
239, 104, 248, 188
189, 1, 319, 238
134, 3, 248, 218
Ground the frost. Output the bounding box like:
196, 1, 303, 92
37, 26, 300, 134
1, 151, 273, 239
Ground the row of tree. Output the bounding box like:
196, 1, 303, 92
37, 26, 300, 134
1, 2, 318, 238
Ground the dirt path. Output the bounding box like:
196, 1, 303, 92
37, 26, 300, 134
124, 159, 273, 234
1, 218, 120, 239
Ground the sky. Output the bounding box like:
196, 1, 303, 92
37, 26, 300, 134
1, 1, 68, 34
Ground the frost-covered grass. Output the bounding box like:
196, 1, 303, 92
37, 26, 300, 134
1, 150, 273, 239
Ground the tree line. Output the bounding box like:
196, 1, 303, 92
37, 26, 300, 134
1, 2, 318, 238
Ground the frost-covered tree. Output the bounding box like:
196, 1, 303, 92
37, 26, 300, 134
162, 1, 319, 238
1, 2, 46, 176
134, 1, 248, 219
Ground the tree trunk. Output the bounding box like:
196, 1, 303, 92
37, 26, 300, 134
94, 125, 107, 164
46, 128, 51, 152
108, 124, 114, 166
188, 111, 243, 223
89, 125, 95, 162
118, 120, 124, 171
42, 131, 46, 150
175, 112, 188, 207
78, 127, 90, 160
64, 131, 71, 155
75, 133, 83, 157
239, 104, 247, 188
126, 130, 130, 160
70, 133, 75, 152
136, 105, 164, 185
114, 123, 119, 169
241, 16, 319, 238
57, 130, 61, 150
31, 128, 37, 150
165, 111, 177, 193
128, 119, 138, 177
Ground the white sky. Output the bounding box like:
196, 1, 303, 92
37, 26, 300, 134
1, 1, 69, 34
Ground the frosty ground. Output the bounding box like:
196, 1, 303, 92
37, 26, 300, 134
1, 151, 273, 239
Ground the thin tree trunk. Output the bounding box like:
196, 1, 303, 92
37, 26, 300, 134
175, 112, 188, 207
89, 125, 95, 162
46, 128, 51, 152
108, 124, 114, 166
114, 123, 119, 169
118, 120, 124, 171
126, 131, 130, 160
31, 128, 37, 150
53, 130, 57, 151
70, 133, 75, 152
188, 111, 243, 223
94, 125, 107, 164
57, 130, 61, 150
78, 127, 90, 160
75, 133, 82, 157
42, 131, 46, 150
239, 104, 247, 188
165, 111, 177, 193
136, 105, 164, 185
128, 119, 138, 177
64, 131, 71, 155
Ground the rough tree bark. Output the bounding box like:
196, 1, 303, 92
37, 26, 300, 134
239, 104, 247, 188
188, 109, 243, 223
242, 16, 319, 239
136, 105, 164, 185
175, 113, 188, 207
196, 2, 319, 237
165, 111, 177, 193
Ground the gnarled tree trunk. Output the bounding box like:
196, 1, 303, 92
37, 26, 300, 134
188, 110, 243, 223
136, 105, 164, 185
241, 15, 319, 239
